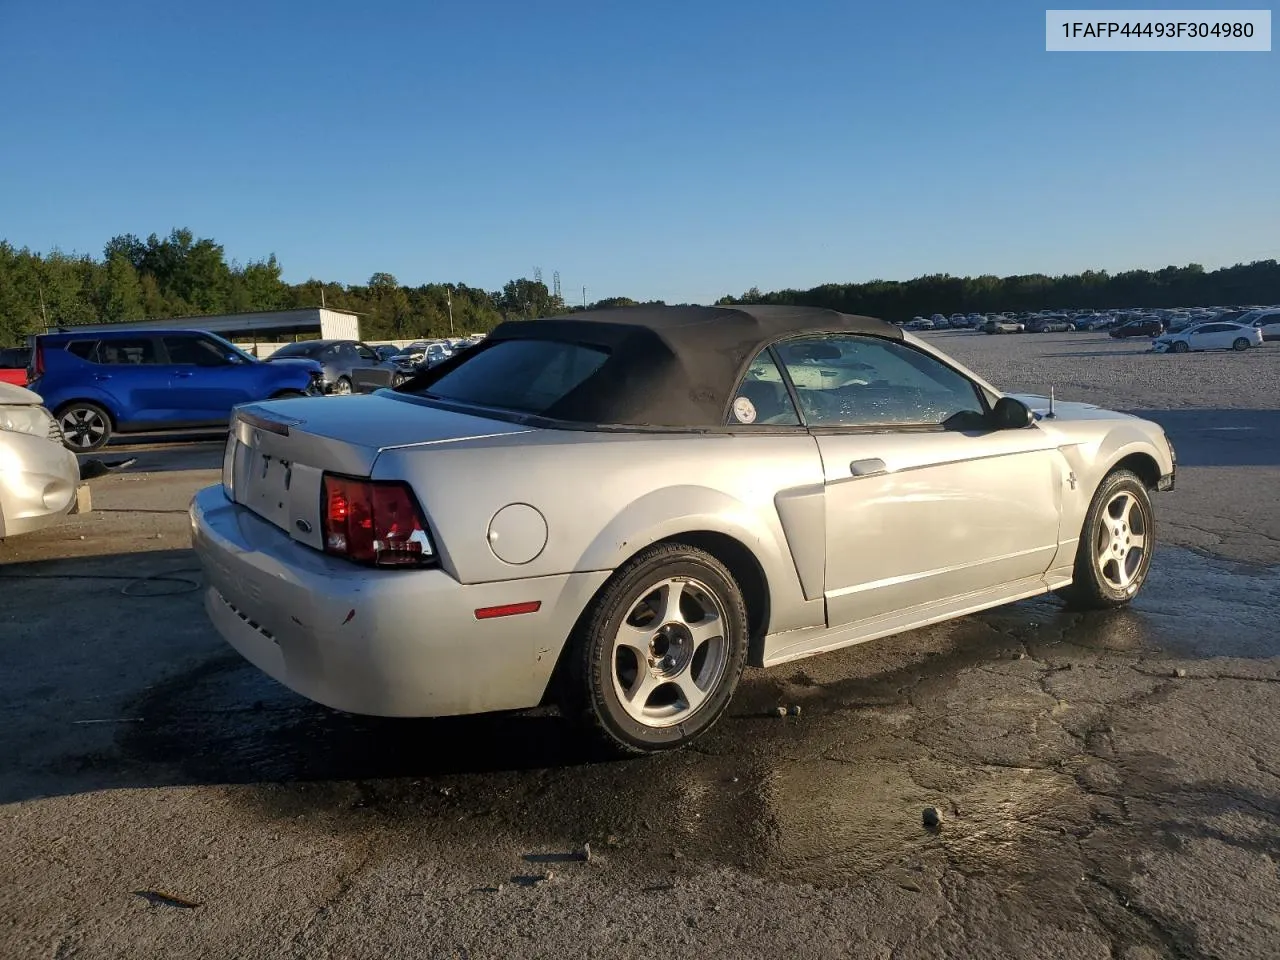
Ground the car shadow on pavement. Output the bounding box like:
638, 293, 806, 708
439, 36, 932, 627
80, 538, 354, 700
2, 543, 1276, 814
1127, 409, 1280, 467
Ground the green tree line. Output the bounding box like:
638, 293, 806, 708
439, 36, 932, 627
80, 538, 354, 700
3, 228, 1276, 347
717, 260, 1280, 319
0, 228, 654, 347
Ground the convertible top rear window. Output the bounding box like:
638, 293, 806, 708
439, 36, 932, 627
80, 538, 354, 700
412, 339, 609, 416
405, 305, 901, 427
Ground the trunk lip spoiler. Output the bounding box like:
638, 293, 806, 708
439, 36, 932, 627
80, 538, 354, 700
235, 408, 303, 437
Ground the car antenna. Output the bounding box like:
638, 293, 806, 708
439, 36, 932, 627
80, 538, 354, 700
1047, 386, 1056, 418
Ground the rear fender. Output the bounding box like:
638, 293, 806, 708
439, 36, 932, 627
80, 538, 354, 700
574, 484, 797, 630
48, 389, 122, 425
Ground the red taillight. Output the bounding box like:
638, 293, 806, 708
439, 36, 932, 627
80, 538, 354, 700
32, 344, 45, 379
321, 475, 436, 567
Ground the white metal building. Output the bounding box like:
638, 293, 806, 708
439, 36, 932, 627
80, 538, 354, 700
44, 308, 361, 343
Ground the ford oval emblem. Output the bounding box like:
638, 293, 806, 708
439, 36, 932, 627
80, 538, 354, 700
295, 519, 313, 534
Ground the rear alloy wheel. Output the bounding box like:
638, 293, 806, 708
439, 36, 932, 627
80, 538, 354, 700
332, 376, 353, 395
1171, 341, 1190, 354
58, 402, 112, 452
565, 543, 749, 755
1232, 338, 1250, 352
1058, 469, 1154, 610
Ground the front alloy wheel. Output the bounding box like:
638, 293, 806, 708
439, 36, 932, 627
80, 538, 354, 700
58, 402, 112, 451
565, 543, 749, 755
1058, 469, 1154, 609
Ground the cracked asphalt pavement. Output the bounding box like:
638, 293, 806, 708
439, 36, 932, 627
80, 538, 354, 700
1, 333, 1277, 959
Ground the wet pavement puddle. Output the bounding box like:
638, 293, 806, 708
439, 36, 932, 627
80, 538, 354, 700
118, 546, 1278, 888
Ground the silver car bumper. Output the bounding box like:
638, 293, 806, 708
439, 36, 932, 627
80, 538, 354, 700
189, 486, 609, 717
0, 429, 80, 538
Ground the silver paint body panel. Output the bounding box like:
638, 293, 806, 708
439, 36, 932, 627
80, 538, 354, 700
192, 333, 1175, 716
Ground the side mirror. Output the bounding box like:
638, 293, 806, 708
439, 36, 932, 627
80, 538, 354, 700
992, 396, 1034, 429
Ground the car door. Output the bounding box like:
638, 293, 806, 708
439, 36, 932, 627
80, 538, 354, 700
161, 334, 259, 423
1187, 323, 1228, 350
769, 335, 1068, 628
339, 343, 389, 392
88, 337, 172, 427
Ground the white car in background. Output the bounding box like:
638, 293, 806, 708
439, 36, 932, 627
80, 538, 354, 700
1152, 321, 1262, 354
1242, 309, 1280, 342
0, 381, 81, 538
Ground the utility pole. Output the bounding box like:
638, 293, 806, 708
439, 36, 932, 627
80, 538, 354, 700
582, 286, 587, 309
446, 286, 454, 336
38, 282, 49, 329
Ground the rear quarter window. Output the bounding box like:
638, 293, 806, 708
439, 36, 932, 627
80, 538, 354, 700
65, 340, 101, 360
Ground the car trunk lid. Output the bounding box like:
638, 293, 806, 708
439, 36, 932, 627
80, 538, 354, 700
224, 394, 531, 549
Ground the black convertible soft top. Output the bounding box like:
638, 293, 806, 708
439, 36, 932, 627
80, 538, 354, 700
418, 304, 901, 429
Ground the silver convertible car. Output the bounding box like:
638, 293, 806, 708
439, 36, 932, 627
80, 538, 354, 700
191, 306, 1175, 754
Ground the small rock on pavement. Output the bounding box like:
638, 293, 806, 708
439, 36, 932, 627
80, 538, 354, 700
789, 704, 802, 717
581, 842, 592, 863
1174, 668, 1187, 678
773, 706, 787, 718
922, 806, 943, 830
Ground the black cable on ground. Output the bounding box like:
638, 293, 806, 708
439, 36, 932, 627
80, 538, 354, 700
0, 569, 203, 597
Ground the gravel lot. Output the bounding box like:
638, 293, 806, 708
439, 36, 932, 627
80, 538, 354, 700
1, 331, 1277, 959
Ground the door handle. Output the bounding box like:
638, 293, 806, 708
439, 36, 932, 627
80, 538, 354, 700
849, 458, 887, 477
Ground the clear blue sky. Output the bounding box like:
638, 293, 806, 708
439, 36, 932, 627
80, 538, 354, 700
1, 1, 1275, 304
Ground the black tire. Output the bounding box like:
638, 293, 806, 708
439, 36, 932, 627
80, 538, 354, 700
1171, 341, 1189, 354
56, 401, 113, 452
332, 376, 353, 395
270, 389, 307, 399
1057, 469, 1154, 610
562, 542, 749, 756
1232, 338, 1250, 352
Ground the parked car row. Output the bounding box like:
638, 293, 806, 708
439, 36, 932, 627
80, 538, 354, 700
266, 339, 412, 395
25, 329, 326, 450
903, 304, 1280, 344
12, 329, 492, 452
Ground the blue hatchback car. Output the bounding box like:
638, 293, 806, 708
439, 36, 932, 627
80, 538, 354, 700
29, 329, 324, 450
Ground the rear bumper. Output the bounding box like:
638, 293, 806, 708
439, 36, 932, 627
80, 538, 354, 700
0, 431, 80, 538
189, 485, 609, 717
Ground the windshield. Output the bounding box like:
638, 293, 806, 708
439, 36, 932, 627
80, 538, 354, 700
411, 339, 609, 416
204, 332, 258, 363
